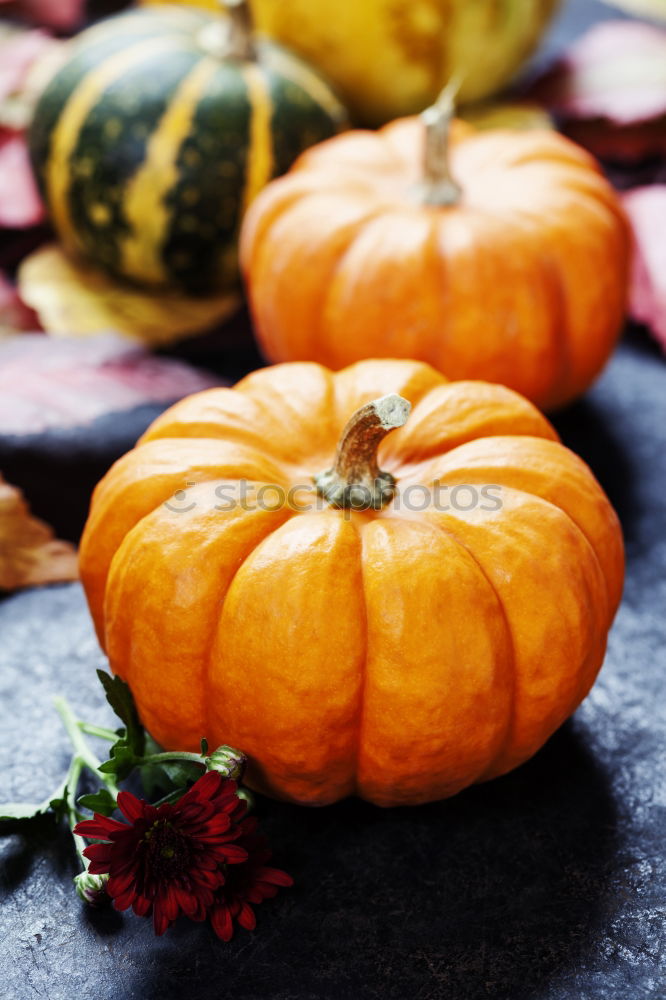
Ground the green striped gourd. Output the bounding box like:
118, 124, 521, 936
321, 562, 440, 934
29, 1, 348, 294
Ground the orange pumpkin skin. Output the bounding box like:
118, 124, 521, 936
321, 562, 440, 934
79, 359, 624, 806
240, 120, 630, 411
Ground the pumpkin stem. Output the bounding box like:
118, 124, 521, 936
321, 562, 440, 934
222, 0, 255, 61
314, 394, 411, 510
415, 79, 462, 207
199, 0, 255, 61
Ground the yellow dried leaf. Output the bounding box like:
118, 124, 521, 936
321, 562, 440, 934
18, 245, 241, 347
461, 101, 553, 131
0, 475, 78, 591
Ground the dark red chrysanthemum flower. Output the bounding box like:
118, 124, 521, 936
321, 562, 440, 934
209, 815, 293, 942
74, 771, 248, 935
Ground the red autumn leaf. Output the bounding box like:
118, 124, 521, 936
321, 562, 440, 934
528, 20, 666, 162
0, 132, 44, 227
0, 472, 78, 590
0, 26, 54, 104
0, 333, 225, 435
0, 0, 85, 32
0, 25, 65, 130
621, 186, 666, 351
0, 270, 39, 333
530, 20, 666, 124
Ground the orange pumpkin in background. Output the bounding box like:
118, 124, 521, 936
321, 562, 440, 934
241, 95, 630, 411
79, 359, 624, 807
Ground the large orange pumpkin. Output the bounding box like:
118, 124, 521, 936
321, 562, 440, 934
79, 359, 624, 806
241, 99, 630, 410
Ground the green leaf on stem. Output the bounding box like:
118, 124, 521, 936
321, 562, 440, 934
160, 760, 204, 786
139, 733, 204, 798
98, 740, 136, 780
200, 737, 209, 755
95, 671, 146, 780
96, 670, 144, 756
49, 791, 69, 822
0, 802, 48, 822
77, 789, 117, 817
139, 732, 168, 799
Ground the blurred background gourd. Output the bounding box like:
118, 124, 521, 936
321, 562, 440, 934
148, 0, 561, 125
28, 0, 348, 294
241, 94, 630, 411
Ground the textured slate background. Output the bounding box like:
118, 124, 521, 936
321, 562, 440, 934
2, 3, 666, 998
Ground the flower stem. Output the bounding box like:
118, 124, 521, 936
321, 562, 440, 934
137, 751, 206, 767
53, 697, 122, 870
77, 721, 119, 742
53, 696, 119, 797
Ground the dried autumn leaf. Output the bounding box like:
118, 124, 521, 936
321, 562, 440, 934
18, 245, 241, 346
0, 25, 66, 131
0, 133, 45, 228
621, 186, 666, 351
0, 271, 38, 336
0, 473, 78, 590
0, 0, 86, 32
530, 20, 666, 124
0, 333, 223, 434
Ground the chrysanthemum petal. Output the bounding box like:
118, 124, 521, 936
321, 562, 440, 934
237, 902, 256, 931
210, 903, 234, 942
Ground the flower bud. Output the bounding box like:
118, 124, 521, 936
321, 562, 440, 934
74, 871, 109, 907
235, 788, 255, 812
205, 745, 247, 781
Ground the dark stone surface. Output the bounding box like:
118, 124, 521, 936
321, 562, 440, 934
1, 333, 665, 1000
2, 3, 666, 995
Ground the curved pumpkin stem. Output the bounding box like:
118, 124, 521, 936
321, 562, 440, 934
415, 79, 462, 208
314, 394, 411, 510
222, 0, 255, 61
200, 0, 255, 61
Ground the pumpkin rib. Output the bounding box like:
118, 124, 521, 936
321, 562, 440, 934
469, 196, 625, 408
234, 361, 342, 470
103, 483, 292, 750
207, 512, 365, 804
497, 483, 612, 724
430, 207, 571, 404
382, 381, 557, 467
397, 434, 624, 616
200, 501, 298, 764
351, 516, 371, 800
331, 359, 446, 436
139, 384, 337, 474
357, 515, 515, 802
418, 486, 610, 776
250, 195, 391, 364
79, 437, 292, 643
414, 512, 518, 784
320, 209, 447, 371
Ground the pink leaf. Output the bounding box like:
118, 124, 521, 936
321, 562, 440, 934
621, 186, 666, 351
0, 133, 44, 228
0, 270, 39, 332
530, 20, 666, 124
0, 333, 226, 434
0, 27, 54, 102
0, 0, 85, 32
